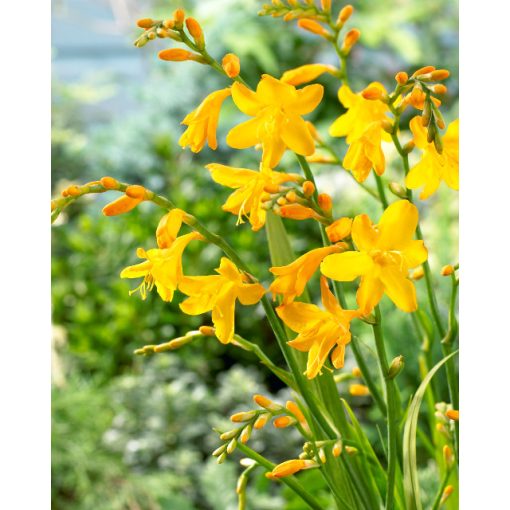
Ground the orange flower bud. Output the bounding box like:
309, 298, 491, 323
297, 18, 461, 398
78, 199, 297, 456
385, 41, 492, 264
278, 204, 317, 220
349, 384, 370, 397
446, 409, 459, 421
173, 8, 185, 28
285, 191, 297, 203
440, 485, 454, 504
341, 29, 361, 54
441, 265, 455, 276
163, 19, 175, 29
297, 19, 331, 38
325, 217, 352, 243
277, 197, 287, 206
352, 366, 362, 378
321, 0, 331, 11
345, 446, 358, 456
136, 18, 154, 29
430, 69, 450, 81
254, 413, 270, 429
222, 53, 240, 78
362, 86, 384, 101
100, 176, 120, 190
431, 84, 447, 95
443, 444, 454, 467
125, 184, 146, 200
336, 5, 354, 25
273, 415, 297, 428
302, 180, 315, 197
253, 394, 280, 411
61, 189, 69, 197
332, 441, 343, 457
159, 48, 197, 62
395, 71, 408, 85
240, 425, 252, 444
269, 459, 317, 478
199, 325, 215, 336
231, 411, 257, 423
66, 185, 81, 197
318, 193, 333, 212
185, 17, 204, 47
285, 401, 305, 423
411, 266, 425, 280
102, 195, 143, 216
264, 183, 280, 194
411, 65, 436, 77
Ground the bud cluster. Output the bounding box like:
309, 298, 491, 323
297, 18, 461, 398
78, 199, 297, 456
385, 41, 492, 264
133, 330, 203, 356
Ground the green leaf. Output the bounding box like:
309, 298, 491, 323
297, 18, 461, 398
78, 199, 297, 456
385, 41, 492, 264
403, 350, 458, 510
265, 211, 296, 267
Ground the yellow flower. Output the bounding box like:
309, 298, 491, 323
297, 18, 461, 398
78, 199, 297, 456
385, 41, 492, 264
277, 277, 359, 379
405, 116, 459, 199
206, 163, 301, 231
179, 257, 266, 344
269, 245, 346, 304
227, 74, 323, 168
321, 200, 428, 314
329, 83, 391, 182
121, 209, 202, 301
179, 88, 232, 152
280, 63, 337, 86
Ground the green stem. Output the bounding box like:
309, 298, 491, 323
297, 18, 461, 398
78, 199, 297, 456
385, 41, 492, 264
372, 307, 398, 510
235, 443, 324, 510
374, 173, 389, 209
430, 469, 451, 510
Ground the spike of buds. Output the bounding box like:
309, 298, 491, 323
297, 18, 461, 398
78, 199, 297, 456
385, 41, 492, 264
395, 71, 409, 85
341, 29, 361, 54
222, 53, 240, 78
349, 384, 370, 396
336, 5, 354, 26
185, 17, 205, 48
297, 19, 331, 39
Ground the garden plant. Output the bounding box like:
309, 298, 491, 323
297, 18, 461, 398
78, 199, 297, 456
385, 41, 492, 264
51, 1, 459, 509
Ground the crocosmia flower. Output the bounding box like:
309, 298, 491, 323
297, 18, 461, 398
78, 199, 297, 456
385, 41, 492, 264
121, 209, 202, 301
179, 257, 266, 344
406, 116, 459, 199
329, 83, 391, 182
321, 200, 427, 314
179, 88, 232, 152
277, 277, 359, 379
227, 74, 323, 168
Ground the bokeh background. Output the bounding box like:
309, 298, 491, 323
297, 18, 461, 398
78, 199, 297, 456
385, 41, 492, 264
51, 1, 458, 508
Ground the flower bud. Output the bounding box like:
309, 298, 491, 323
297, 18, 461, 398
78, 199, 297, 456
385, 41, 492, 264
173, 8, 185, 29
278, 204, 317, 220
231, 411, 257, 423
402, 140, 415, 154
362, 86, 385, 101
345, 446, 358, 456
388, 355, 404, 379
163, 19, 175, 29
321, 0, 331, 11
325, 217, 352, 243
411, 267, 425, 281
100, 176, 120, 190
349, 384, 369, 397
297, 19, 331, 39
219, 429, 238, 441
269, 459, 317, 478
318, 193, 333, 213
381, 119, 394, 134
412, 65, 435, 78
440, 485, 454, 504
332, 441, 343, 457
341, 29, 361, 54
273, 415, 297, 428
336, 5, 354, 26
102, 195, 143, 216
217, 452, 227, 464
443, 444, 454, 468
286, 401, 306, 423
388, 181, 408, 198
446, 409, 459, 421
253, 394, 280, 411
441, 265, 455, 276
136, 18, 154, 29
277, 196, 287, 206
221, 53, 240, 78
318, 448, 327, 463
395, 71, 408, 85
431, 84, 447, 95
302, 180, 315, 197
199, 325, 216, 336
240, 425, 252, 444
254, 413, 270, 429
285, 190, 297, 203
185, 17, 205, 48
158, 48, 203, 62
212, 444, 227, 457
226, 438, 237, 454
429, 69, 450, 81
125, 184, 146, 199
352, 367, 362, 378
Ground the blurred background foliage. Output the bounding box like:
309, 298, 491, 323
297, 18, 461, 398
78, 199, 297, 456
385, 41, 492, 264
52, 0, 458, 508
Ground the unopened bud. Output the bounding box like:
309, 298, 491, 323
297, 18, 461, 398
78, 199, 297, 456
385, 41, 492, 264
395, 71, 409, 85
320, 0, 331, 11
345, 446, 358, 456
273, 415, 297, 428
352, 367, 362, 378
264, 183, 280, 194
431, 84, 447, 95
446, 409, 459, 421
185, 17, 205, 48
217, 452, 227, 464
253, 394, 281, 411
158, 48, 204, 63
412, 65, 436, 78
341, 29, 361, 54
433, 131, 443, 153
285, 190, 297, 203
136, 18, 154, 29
443, 445, 454, 468
231, 411, 257, 423
226, 438, 237, 454
441, 265, 455, 277
429, 69, 450, 81
66, 185, 81, 197
100, 176, 120, 190
332, 441, 343, 457
388, 355, 404, 379
297, 19, 331, 39
173, 8, 185, 29
325, 217, 352, 243
402, 140, 415, 155
221, 53, 240, 78
302, 180, 315, 197
318, 448, 327, 463
336, 5, 354, 26
349, 384, 370, 396
278, 204, 317, 220
219, 429, 238, 441
254, 413, 270, 429
102, 195, 143, 216
362, 86, 385, 101
212, 444, 227, 457
269, 459, 317, 478
199, 325, 216, 336
440, 485, 454, 504
163, 19, 175, 29
388, 181, 408, 199
240, 425, 252, 444
277, 197, 288, 206
286, 401, 306, 423
125, 184, 146, 199
422, 99, 432, 127
318, 193, 333, 213
381, 119, 394, 134
411, 267, 425, 281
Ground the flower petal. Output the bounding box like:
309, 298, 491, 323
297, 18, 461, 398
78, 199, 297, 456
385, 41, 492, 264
321, 251, 374, 282
377, 200, 418, 251
212, 287, 237, 343
380, 266, 417, 312
231, 82, 262, 116
206, 164, 258, 188
276, 302, 324, 332
356, 275, 384, 314
288, 84, 324, 115
351, 214, 379, 252
237, 282, 266, 305
280, 114, 316, 156
226, 117, 262, 149
402, 240, 428, 268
